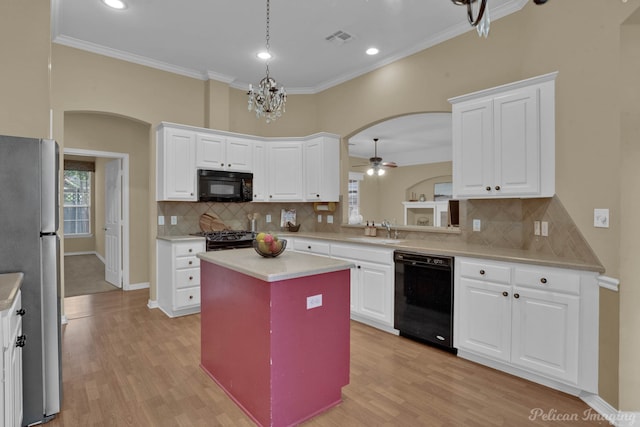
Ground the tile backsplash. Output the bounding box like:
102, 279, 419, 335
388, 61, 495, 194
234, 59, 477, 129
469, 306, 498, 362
157, 195, 600, 265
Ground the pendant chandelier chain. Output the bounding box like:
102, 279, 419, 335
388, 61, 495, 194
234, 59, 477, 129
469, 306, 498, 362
265, 0, 270, 77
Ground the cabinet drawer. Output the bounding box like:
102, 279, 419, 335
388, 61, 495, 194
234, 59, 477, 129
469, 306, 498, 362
514, 267, 580, 295
175, 268, 200, 289
175, 287, 200, 308
293, 239, 331, 256
459, 260, 511, 285
175, 256, 200, 269
174, 241, 205, 257
331, 244, 393, 264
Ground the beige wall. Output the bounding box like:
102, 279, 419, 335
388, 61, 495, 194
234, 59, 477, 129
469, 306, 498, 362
14, 0, 636, 412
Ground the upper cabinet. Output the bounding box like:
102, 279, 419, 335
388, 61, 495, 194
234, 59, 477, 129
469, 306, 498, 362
196, 134, 253, 172
156, 124, 197, 201
449, 72, 557, 199
156, 123, 340, 203
304, 136, 340, 202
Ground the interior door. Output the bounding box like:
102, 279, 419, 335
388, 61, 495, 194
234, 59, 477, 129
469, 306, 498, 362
105, 159, 122, 287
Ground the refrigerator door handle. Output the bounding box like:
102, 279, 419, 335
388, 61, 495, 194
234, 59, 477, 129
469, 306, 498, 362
41, 234, 61, 416
41, 139, 59, 234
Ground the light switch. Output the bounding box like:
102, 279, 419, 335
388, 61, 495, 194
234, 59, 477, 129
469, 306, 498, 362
327, 215, 333, 224
306, 294, 322, 309
170, 216, 177, 225
541, 221, 549, 237
266, 214, 272, 223
534, 221, 540, 236
472, 219, 481, 232
158, 216, 165, 226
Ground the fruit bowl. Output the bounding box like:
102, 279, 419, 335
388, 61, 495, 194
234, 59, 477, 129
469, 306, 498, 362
253, 238, 287, 258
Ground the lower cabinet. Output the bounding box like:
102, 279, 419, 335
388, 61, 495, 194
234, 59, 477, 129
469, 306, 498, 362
2, 290, 23, 427
454, 257, 598, 394
157, 238, 206, 317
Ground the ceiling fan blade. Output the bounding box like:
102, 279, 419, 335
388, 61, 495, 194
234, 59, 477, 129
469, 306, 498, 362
382, 161, 397, 168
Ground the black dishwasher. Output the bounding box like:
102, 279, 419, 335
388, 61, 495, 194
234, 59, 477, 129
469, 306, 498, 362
394, 251, 456, 353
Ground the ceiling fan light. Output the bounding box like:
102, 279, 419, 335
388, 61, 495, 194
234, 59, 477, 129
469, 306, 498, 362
377, 168, 385, 176
367, 168, 374, 176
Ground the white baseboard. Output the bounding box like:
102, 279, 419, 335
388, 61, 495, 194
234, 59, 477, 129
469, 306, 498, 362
147, 299, 158, 309
125, 281, 149, 291
64, 251, 98, 257
581, 394, 640, 426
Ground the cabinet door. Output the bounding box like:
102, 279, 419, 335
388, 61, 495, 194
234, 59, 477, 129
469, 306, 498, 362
158, 128, 197, 201
511, 287, 579, 384
493, 87, 540, 196
252, 141, 267, 201
304, 139, 323, 201
10, 320, 23, 427
452, 99, 493, 198
267, 142, 303, 201
457, 277, 511, 362
196, 133, 226, 169
356, 261, 393, 326
225, 137, 253, 172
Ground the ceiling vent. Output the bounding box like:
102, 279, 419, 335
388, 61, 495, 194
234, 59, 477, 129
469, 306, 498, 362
325, 30, 355, 45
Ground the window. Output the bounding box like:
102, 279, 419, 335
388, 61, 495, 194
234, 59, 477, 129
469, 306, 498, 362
348, 172, 364, 221
64, 170, 92, 235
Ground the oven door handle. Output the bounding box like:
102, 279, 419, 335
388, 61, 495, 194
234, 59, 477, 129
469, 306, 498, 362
395, 259, 451, 270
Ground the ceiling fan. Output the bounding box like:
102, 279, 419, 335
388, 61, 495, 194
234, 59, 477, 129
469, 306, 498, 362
356, 138, 397, 176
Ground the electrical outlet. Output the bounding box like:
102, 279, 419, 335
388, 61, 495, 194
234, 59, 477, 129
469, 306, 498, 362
541, 221, 549, 236
266, 214, 272, 223
170, 216, 177, 225
594, 208, 609, 228
158, 216, 165, 226
534, 221, 540, 236
472, 219, 481, 232
306, 294, 322, 310
327, 215, 333, 224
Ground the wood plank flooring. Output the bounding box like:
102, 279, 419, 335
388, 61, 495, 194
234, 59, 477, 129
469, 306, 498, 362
48, 290, 609, 426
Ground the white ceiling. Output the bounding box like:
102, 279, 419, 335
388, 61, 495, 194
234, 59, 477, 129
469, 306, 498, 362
52, 0, 528, 94
348, 113, 452, 167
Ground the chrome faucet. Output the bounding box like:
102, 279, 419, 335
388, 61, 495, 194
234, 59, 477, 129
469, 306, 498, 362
382, 219, 393, 238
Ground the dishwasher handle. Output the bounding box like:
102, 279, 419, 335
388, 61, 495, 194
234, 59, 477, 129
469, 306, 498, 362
394, 252, 453, 270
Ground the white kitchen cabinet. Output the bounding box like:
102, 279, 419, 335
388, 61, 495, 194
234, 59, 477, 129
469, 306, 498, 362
196, 133, 253, 172
450, 72, 557, 199
303, 136, 340, 202
251, 141, 268, 201
156, 125, 197, 201
266, 141, 304, 201
331, 243, 395, 331
157, 238, 205, 317
1, 290, 23, 427
455, 257, 598, 394
291, 238, 331, 257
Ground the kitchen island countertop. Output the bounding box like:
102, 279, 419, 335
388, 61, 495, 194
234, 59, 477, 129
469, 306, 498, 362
197, 247, 354, 282
0, 272, 23, 311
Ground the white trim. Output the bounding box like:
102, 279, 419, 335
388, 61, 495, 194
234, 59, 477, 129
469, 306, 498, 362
64, 250, 97, 256
147, 299, 158, 309
125, 282, 149, 291
598, 275, 620, 292
63, 148, 130, 293
580, 394, 640, 426
64, 233, 93, 239
60, 315, 68, 325
349, 171, 364, 181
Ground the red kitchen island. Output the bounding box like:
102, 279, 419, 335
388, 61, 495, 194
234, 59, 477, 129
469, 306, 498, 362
197, 248, 354, 427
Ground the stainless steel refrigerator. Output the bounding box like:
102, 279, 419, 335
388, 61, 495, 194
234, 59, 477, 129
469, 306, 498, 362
0, 135, 62, 425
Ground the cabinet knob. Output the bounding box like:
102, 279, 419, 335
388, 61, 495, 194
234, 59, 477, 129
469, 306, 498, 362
316, 194, 320, 198
479, 269, 485, 275
189, 276, 194, 280
16, 308, 26, 316
254, 194, 258, 198
228, 164, 231, 167
502, 291, 509, 297
514, 293, 520, 299
16, 335, 26, 348
540, 277, 547, 284
357, 265, 361, 269
188, 261, 193, 265
495, 185, 501, 191
269, 195, 273, 198
220, 162, 224, 167
190, 193, 194, 196
307, 245, 311, 250
189, 295, 193, 300
189, 248, 193, 253
486, 186, 491, 191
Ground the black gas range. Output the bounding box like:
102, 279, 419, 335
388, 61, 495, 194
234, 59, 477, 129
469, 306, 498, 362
191, 230, 255, 251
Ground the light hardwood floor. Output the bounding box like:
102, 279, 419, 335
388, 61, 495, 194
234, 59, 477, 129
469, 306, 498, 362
48, 290, 608, 426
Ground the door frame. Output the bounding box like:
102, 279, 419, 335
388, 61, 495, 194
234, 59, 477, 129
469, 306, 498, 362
63, 148, 130, 290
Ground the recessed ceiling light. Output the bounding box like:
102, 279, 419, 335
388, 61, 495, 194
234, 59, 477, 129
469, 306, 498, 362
102, 0, 127, 10
366, 47, 379, 56
257, 51, 272, 60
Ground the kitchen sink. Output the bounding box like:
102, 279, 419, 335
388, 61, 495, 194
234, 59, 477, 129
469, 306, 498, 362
346, 237, 405, 245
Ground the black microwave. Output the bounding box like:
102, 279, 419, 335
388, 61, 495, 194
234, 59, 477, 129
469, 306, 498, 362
197, 169, 253, 202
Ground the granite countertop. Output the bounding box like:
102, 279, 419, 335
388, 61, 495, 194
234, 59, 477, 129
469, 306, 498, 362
157, 235, 205, 242
279, 232, 605, 273
0, 272, 24, 311
198, 247, 354, 282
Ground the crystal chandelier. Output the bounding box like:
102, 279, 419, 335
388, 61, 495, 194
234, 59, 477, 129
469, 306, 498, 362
451, 0, 548, 38
248, 0, 286, 123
